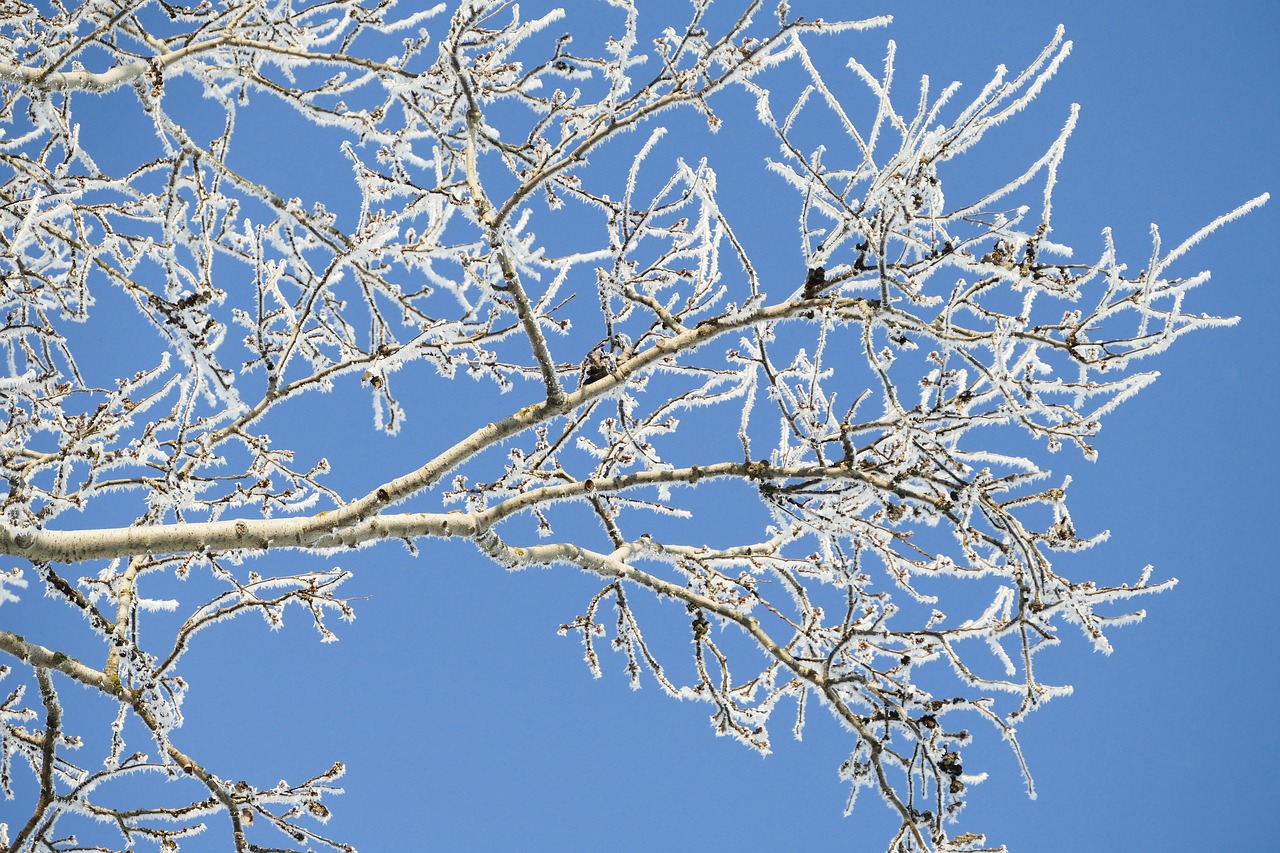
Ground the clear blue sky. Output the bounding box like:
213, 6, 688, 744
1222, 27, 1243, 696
5, 3, 1277, 851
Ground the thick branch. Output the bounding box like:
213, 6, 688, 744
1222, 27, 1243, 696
0, 35, 230, 93
0, 632, 116, 694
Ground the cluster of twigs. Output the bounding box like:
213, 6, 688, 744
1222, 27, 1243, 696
0, 2, 1262, 851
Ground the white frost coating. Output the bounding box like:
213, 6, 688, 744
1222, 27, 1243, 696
0, 567, 26, 607
0, 3, 1262, 852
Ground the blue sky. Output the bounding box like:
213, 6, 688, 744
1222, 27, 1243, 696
4, 2, 1278, 851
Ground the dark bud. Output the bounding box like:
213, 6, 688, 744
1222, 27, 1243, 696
691, 611, 710, 638
803, 265, 826, 298
582, 349, 610, 386
853, 241, 871, 271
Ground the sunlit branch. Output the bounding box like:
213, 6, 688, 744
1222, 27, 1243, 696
0, 2, 1260, 850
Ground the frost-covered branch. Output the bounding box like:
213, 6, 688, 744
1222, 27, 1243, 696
0, 1, 1262, 851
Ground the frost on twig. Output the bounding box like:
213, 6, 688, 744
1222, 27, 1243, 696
0, 2, 1263, 852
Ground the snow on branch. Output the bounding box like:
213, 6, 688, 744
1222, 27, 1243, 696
0, 2, 1261, 851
